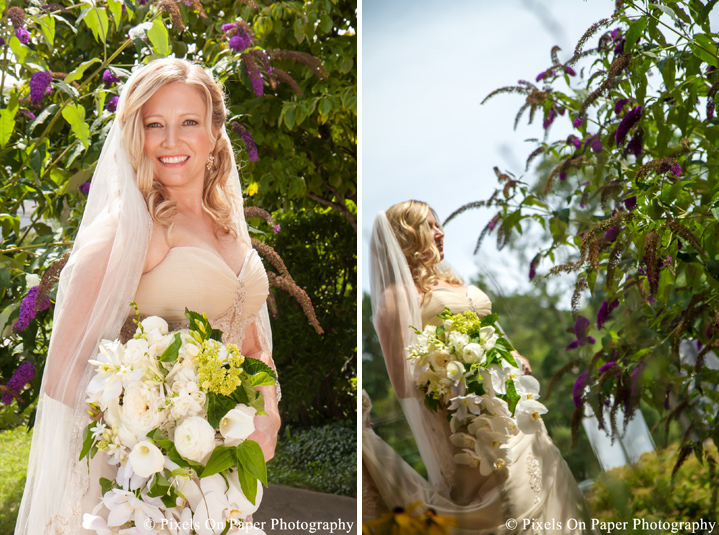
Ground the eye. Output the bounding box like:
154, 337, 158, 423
184, 119, 199, 126
145, 122, 161, 129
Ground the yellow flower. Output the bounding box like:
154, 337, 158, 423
247, 182, 259, 196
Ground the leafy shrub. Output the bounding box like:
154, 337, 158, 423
268, 422, 356, 497
586, 443, 718, 531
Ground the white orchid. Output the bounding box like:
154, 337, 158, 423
515, 375, 541, 401
103, 489, 165, 535
87, 340, 144, 410
447, 394, 482, 421
516, 399, 548, 434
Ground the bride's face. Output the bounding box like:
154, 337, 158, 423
142, 82, 213, 191
425, 211, 444, 262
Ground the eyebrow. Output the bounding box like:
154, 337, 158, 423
143, 112, 204, 120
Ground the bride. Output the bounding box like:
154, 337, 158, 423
364, 200, 595, 534
15, 58, 280, 534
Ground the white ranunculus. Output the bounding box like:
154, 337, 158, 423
462, 343, 485, 364
121, 383, 164, 439
220, 405, 257, 447
169, 383, 205, 422
141, 316, 168, 335
123, 337, 151, 368
174, 416, 216, 463
447, 331, 470, 353
129, 441, 165, 478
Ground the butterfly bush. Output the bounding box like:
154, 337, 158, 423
407, 309, 547, 474
450, 0, 719, 467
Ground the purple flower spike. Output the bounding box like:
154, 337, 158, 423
543, 108, 557, 129
559, 171, 567, 181
106, 96, 119, 113
590, 136, 603, 153
597, 299, 619, 329
19, 109, 35, 120
15, 27, 30, 44
29, 71, 52, 104
614, 98, 630, 115
598, 361, 617, 375
573, 117, 584, 128
603, 226, 620, 243
625, 130, 643, 158
79, 181, 91, 195
529, 256, 539, 281
274, 224, 281, 234
573, 371, 590, 407
575, 316, 590, 345
0, 37, 5, 47
232, 122, 259, 162
565, 66, 576, 76
624, 196, 637, 210
616, 106, 642, 145
102, 69, 120, 89
2, 362, 36, 405
670, 163, 682, 177
14, 286, 50, 332
222, 22, 238, 32
614, 38, 626, 55
229, 32, 251, 52
567, 135, 582, 149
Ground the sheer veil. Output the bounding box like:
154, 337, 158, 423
15, 61, 272, 535
367, 211, 456, 498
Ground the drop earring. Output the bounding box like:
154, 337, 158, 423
206, 155, 215, 170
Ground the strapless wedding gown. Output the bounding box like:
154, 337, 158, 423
20, 246, 269, 535
363, 285, 595, 534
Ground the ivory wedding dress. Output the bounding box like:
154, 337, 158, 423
365, 211, 595, 535
18, 246, 271, 534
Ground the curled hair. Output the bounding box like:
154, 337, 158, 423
117, 58, 237, 235
385, 200, 463, 293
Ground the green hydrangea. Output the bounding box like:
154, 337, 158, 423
196, 340, 245, 396
449, 310, 482, 336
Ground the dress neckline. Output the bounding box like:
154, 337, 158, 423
144, 246, 252, 279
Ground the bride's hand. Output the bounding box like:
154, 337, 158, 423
512, 351, 532, 375
247, 388, 281, 462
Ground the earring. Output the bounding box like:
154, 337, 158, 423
206, 155, 215, 170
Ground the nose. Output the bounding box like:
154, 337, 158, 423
161, 124, 180, 148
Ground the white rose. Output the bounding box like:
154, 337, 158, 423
129, 441, 165, 478
141, 316, 169, 335
123, 337, 151, 367
174, 416, 216, 463
462, 343, 485, 364
220, 406, 256, 447
121, 383, 164, 439
428, 350, 451, 370
169, 384, 205, 421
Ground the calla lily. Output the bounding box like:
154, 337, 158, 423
220, 405, 257, 447
129, 441, 165, 478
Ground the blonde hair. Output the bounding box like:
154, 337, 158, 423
117, 58, 236, 235
385, 200, 463, 293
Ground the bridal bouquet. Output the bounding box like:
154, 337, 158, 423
80, 307, 276, 535
407, 309, 548, 474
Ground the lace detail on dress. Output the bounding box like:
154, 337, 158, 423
46, 407, 91, 534
526, 451, 542, 505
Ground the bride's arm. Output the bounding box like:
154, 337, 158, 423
241, 321, 281, 462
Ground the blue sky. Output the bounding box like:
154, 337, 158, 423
362, 0, 625, 296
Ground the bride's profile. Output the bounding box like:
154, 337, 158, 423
364, 200, 594, 534
15, 58, 280, 534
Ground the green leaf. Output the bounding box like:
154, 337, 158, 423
505, 380, 520, 416
235, 463, 258, 505
148, 18, 171, 56
108, 0, 123, 30
31, 14, 55, 46
65, 58, 102, 84
479, 312, 499, 327
692, 34, 719, 67
159, 333, 182, 362
242, 357, 277, 381
283, 105, 296, 130
28, 104, 59, 134
706, 260, 719, 281
79, 424, 94, 461
149, 428, 174, 451
206, 392, 237, 428
184, 308, 216, 340
200, 446, 236, 478
0, 108, 16, 148
9, 36, 27, 64
62, 103, 90, 149
248, 372, 276, 387
236, 440, 267, 486
147, 472, 171, 497
82, 7, 109, 44
100, 477, 114, 495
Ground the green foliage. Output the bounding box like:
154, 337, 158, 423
268, 208, 356, 425
0, 426, 32, 534
461, 0, 719, 471
586, 443, 719, 530
0, 0, 356, 428
269, 422, 356, 497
